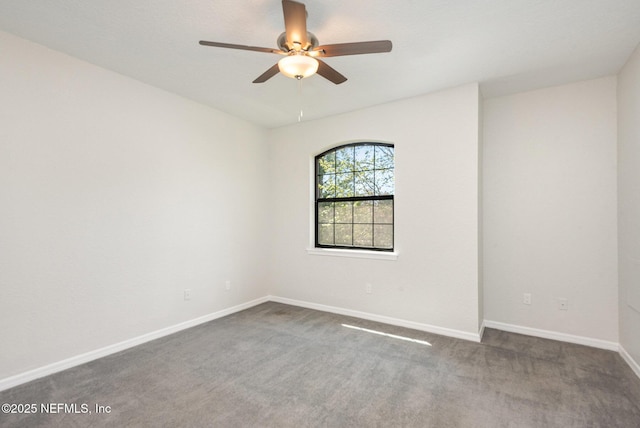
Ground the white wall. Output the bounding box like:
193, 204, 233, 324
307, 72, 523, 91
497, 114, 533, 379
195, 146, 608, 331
483, 77, 618, 342
0, 31, 269, 380
478, 93, 485, 329
618, 42, 640, 368
267, 84, 482, 337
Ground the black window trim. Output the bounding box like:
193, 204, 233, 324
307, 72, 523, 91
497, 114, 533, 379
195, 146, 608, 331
314, 142, 394, 252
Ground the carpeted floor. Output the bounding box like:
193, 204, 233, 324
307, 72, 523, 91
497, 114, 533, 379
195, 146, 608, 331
1, 302, 640, 427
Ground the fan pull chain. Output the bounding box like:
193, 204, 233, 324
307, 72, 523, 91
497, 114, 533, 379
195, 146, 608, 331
297, 77, 304, 122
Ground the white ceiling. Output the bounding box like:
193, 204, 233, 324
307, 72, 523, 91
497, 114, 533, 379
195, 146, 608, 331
1, 0, 639, 128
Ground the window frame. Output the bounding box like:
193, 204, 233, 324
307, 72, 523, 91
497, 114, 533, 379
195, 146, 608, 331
314, 142, 395, 252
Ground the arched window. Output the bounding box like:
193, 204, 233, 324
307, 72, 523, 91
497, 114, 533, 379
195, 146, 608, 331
315, 142, 394, 251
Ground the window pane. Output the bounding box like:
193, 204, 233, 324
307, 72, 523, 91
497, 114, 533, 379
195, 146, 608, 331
353, 200, 373, 223
315, 143, 394, 251
374, 200, 393, 224
354, 170, 375, 197
318, 224, 334, 245
375, 145, 394, 170
375, 168, 394, 196
335, 202, 352, 224
336, 147, 354, 173
318, 174, 335, 198
354, 224, 373, 247
317, 152, 336, 175
354, 145, 375, 171
335, 172, 354, 197
374, 224, 393, 248
335, 224, 353, 246
318, 202, 334, 223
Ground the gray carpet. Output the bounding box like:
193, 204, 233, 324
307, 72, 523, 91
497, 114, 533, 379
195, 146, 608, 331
1, 302, 640, 427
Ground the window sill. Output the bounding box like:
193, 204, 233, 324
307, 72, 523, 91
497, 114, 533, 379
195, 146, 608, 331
306, 248, 399, 261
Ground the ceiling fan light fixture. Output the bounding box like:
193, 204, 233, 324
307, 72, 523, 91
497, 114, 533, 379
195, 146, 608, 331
199, 1, 392, 84
278, 54, 318, 79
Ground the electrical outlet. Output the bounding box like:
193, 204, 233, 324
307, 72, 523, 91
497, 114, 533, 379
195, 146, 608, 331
225, 280, 231, 291
523, 293, 532, 305
365, 283, 372, 294
184, 289, 191, 301
558, 298, 568, 310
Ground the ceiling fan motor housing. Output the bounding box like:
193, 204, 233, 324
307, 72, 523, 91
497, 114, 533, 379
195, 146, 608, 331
277, 31, 318, 52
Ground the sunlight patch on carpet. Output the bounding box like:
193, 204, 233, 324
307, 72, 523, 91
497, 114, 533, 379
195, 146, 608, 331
341, 324, 432, 347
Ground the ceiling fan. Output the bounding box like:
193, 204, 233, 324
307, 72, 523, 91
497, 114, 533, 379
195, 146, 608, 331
199, 0, 392, 84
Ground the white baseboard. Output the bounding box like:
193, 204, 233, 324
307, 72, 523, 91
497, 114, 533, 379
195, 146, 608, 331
269, 295, 483, 343
0, 296, 269, 392
483, 320, 619, 351
478, 320, 486, 341
619, 345, 640, 379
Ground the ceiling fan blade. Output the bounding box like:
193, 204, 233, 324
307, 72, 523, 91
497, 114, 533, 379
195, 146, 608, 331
253, 64, 281, 83
199, 40, 282, 55
313, 40, 392, 57
282, 0, 308, 50
316, 59, 347, 85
